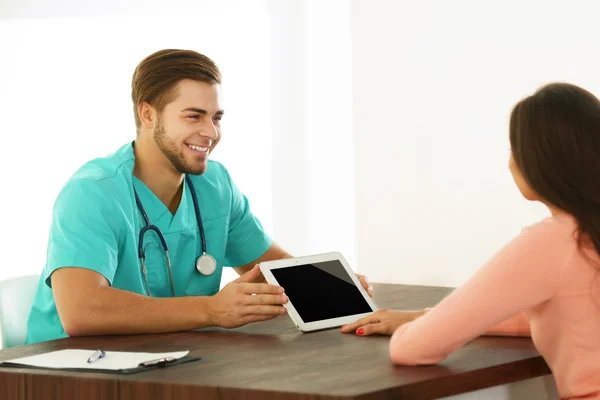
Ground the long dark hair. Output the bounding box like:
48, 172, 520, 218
509, 82, 600, 256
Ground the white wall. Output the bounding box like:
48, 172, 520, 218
4, 0, 597, 291
0, 0, 272, 287
0, 0, 358, 286
268, 0, 356, 267
0, 0, 259, 18
352, 0, 600, 287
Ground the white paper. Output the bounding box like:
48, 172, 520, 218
2, 349, 189, 370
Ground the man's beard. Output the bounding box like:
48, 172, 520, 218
154, 121, 207, 176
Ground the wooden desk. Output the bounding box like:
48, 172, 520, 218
0, 284, 551, 400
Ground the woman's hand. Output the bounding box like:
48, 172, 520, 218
341, 309, 425, 336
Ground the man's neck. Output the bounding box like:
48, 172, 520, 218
132, 137, 184, 215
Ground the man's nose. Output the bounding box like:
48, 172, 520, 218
198, 119, 219, 141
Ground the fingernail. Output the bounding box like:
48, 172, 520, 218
356, 328, 364, 335
368, 285, 373, 292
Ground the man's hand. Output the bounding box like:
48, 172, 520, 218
209, 265, 288, 329
340, 309, 425, 336
355, 274, 373, 297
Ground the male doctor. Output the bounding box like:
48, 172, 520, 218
26, 49, 372, 344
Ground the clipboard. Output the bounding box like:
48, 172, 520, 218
0, 349, 201, 375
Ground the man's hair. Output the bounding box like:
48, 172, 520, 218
131, 49, 222, 131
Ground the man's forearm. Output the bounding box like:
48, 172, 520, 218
59, 286, 214, 337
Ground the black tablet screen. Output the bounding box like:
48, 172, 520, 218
271, 260, 373, 323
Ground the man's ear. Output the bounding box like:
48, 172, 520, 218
138, 102, 157, 129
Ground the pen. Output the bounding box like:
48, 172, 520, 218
87, 349, 106, 364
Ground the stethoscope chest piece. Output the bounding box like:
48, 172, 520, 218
196, 253, 217, 276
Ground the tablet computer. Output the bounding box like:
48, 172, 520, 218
259, 252, 377, 332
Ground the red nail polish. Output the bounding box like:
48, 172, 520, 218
357, 328, 364, 335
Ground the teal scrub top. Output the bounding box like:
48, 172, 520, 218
26, 142, 272, 344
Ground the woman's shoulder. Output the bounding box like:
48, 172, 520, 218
521, 214, 578, 242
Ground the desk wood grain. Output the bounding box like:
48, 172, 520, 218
0, 284, 551, 399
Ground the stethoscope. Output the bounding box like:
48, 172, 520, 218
133, 175, 217, 297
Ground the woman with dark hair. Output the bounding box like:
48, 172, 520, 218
342, 83, 600, 399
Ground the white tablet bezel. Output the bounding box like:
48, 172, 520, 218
259, 252, 378, 333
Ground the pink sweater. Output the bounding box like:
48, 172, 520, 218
390, 214, 600, 399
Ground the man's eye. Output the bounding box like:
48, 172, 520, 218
187, 115, 200, 120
